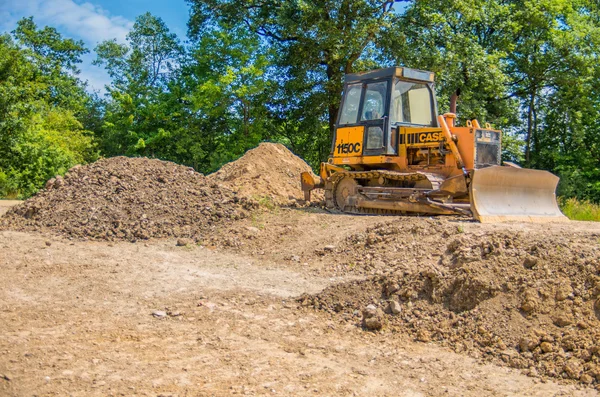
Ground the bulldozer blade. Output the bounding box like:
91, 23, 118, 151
470, 166, 568, 223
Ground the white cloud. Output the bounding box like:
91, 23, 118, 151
0, 0, 135, 92
0, 0, 133, 44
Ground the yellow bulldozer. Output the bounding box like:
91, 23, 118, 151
301, 67, 567, 222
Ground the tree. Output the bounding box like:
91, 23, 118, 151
187, 0, 407, 165
13, 17, 89, 111
0, 20, 96, 198
94, 12, 185, 158
184, 23, 276, 171
383, 0, 518, 125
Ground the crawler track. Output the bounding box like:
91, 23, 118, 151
324, 170, 468, 216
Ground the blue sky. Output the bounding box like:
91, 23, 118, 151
0, 0, 190, 92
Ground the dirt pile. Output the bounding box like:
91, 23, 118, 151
208, 143, 321, 205
0, 157, 254, 241
313, 219, 461, 276
301, 221, 600, 387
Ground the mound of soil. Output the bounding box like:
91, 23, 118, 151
301, 221, 600, 387
0, 157, 254, 241
207, 143, 321, 205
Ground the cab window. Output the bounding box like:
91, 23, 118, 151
339, 84, 362, 125
391, 81, 433, 125
361, 81, 387, 121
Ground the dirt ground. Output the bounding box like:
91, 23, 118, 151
2, 202, 600, 396
0, 200, 22, 217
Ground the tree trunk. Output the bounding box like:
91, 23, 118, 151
450, 89, 460, 114
532, 95, 538, 167
325, 63, 341, 158
525, 92, 534, 167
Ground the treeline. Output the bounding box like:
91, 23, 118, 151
1, 0, 600, 201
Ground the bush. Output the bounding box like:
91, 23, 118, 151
0, 109, 97, 199
559, 197, 600, 222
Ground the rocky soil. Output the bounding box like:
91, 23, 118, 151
1, 221, 598, 397
0, 143, 317, 242
301, 219, 600, 387
0, 157, 254, 242
1, 144, 600, 394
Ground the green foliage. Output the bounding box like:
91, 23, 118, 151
93, 12, 185, 162
385, 0, 519, 127
559, 197, 600, 222
187, 0, 404, 166
186, 24, 276, 172
0, 21, 96, 199
3, 2, 600, 204
253, 195, 277, 211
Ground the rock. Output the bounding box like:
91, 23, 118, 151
1, 374, 12, 381
54, 175, 65, 189
521, 299, 537, 314
176, 238, 193, 247
363, 304, 378, 317
416, 329, 431, 343
45, 241, 51, 247
577, 321, 589, 329
366, 233, 378, 245
519, 336, 539, 352
45, 178, 56, 190
555, 283, 573, 301
363, 316, 383, 331
291, 255, 300, 262
580, 373, 594, 384
553, 314, 573, 327
388, 300, 402, 315
527, 367, 539, 377
523, 255, 538, 269
245, 226, 260, 234
564, 359, 583, 380
323, 245, 335, 251
500, 348, 517, 358
362, 304, 384, 330
384, 281, 400, 296
540, 342, 554, 353
152, 310, 167, 318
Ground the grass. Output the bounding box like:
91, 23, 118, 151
251, 195, 277, 211
559, 197, 600, 221
1, 191, 19, 200
250, 212, 266, 230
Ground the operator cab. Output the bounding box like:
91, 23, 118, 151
335, 67, 438, 157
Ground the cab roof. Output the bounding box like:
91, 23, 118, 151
345, 67, 435, 84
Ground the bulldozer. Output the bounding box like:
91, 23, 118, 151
301, 67, 567, 222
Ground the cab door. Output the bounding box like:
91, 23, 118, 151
333, 83, 364, 157
333, 79, 391, 158
359, 80, 390, 157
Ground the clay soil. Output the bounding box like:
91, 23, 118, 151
1, 145, 600, 396
207, 143, 322, 206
